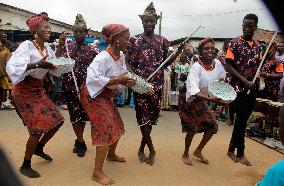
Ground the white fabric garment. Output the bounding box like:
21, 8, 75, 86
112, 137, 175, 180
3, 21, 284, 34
186, 59, 226, 101
86, 50, 128, 98
6, 40, 55, 84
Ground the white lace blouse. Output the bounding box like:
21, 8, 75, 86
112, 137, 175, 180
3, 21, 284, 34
6, 40, 55, 84
86, 50, 128, 98
186, 59, 226, 101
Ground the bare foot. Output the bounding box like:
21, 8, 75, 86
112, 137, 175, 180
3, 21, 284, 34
146, 151, 156, 166
138, 151, 147, 163
106, 154, 126, 162
193, 151, 209, 164
237, 156, 252, 166
182, 155, 193, 165
92, 171, 115, 185
227, 151, 238, 163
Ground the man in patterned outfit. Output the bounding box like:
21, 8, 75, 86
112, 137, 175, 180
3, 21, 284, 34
127, 2, 184, 166
56, 14, 98, 157
225, 14, 262, 166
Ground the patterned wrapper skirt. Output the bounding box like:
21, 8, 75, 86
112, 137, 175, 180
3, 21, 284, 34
178, 90, 218, 135
12, 76, 64, 135
81, 86, 125, 146
133, 90, 162, 127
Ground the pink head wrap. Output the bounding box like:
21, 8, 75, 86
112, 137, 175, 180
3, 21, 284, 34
102, 24, 129, 44
26, 12, 49, 35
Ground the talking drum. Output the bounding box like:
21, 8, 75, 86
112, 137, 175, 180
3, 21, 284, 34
253, 98, 270, 115
264, 101, 284, 132
208, 80, 237, 102
127, 72, 154, 94
267, 101, 284, 120
46, 56, 75, 77
251, 98, 270, 125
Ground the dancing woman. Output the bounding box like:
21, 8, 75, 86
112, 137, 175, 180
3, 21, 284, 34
6, 12, 64, 178
81, 24, 135, 185
179, 38, 226, 165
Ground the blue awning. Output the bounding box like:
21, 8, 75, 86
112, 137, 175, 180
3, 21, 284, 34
67, 36, 107, 51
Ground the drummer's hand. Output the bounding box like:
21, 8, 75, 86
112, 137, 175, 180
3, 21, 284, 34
37, 56, 56, 70
116, 72, 136, 86
59, 31, 67, 46
244, 80, 254, 89
147, 88, 155, 96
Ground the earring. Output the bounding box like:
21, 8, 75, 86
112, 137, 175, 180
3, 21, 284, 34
116, 40, 120, 47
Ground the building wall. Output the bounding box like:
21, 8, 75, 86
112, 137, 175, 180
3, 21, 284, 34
0, 6, 73, 33
0, 8, 29, 30
0, 3, 100, 36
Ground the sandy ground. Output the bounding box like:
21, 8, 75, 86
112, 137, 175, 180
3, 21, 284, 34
0, 107, 283, 186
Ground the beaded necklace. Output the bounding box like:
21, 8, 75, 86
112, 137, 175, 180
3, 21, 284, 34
32, 40, 48, 57
105, 46, 121, 62
199, 59, 215, 71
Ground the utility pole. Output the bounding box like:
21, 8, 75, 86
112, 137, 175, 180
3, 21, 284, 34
159, 11, 162, 36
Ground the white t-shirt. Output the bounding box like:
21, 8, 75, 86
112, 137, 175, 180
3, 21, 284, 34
186, 59, 226, 101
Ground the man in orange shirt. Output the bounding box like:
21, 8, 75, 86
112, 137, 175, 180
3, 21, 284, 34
225, 14, 262, 166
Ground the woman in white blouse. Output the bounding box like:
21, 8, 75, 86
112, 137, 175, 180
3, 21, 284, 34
6, 13, 64, 178
80, 24, 135, 185
178, 38, 227, 165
